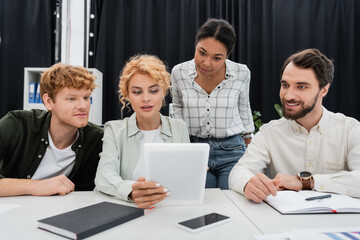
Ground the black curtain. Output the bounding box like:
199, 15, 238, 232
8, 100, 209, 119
91, 0, 360, 123
0, 0, 56, 118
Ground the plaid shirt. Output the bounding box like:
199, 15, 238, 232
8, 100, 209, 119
171, 59, 254, 138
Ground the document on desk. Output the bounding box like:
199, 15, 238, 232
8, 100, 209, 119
255, 228, 360, 240
265, 190, 360, 214
292, 227, 360, 240
0, 204, 20, 215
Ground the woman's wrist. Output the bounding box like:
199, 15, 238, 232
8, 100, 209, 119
242, 133, 253, 139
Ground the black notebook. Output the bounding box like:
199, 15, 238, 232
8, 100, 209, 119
38, 201, 144, 239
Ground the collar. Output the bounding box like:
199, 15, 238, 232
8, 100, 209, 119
288, 106, 328, 135
73, 128, 84, 149
187, 59, 198, 80
127, 113, 172, 138
127, 113, 140, 137
187, 59, 233, 80
40, 111, 52, 146
316, 106, 328, 134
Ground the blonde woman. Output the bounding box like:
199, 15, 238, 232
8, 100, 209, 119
95, 54, 189, 209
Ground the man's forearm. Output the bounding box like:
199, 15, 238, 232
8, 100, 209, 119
0, 178, 35, 197
0, 175, 75, 197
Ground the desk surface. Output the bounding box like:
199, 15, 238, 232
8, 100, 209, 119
0, 189, 260, 240
224, 190, 360, 234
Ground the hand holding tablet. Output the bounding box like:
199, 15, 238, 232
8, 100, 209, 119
144, 143, 209, 206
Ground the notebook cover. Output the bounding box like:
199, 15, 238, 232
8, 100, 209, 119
38, 201, 144, 239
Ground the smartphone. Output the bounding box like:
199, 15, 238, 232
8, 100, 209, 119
177, 213, 231, 233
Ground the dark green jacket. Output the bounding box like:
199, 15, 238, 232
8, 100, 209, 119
0, 109, 103, 191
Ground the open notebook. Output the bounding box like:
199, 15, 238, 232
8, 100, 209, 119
265, 190, 360, 214
144, 143, 209, 206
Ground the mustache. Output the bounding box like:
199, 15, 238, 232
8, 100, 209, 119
282, 99, 302, 104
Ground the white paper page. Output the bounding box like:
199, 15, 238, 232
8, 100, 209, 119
0, 204, 20, 215
265, 191, 328, 214
298, 191, 360, 213
319, 194, 360, 212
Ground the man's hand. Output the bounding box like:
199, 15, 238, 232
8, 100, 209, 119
31, 175, 75, 196
129, 177, 169, 209
244, 173, 277, 203
0, 175, 75, 197
273, 173, 302, 191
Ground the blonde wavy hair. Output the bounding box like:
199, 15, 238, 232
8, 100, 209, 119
40, 62, 96, 101
119, 54, 170, 113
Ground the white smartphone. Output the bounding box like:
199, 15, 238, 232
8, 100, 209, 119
177, 213, 231, 233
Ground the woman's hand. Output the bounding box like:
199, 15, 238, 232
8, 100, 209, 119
129, 177, 170, 209
244, 138, 251, 147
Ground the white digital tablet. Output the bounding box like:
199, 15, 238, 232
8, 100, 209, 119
144, 143, 209, 206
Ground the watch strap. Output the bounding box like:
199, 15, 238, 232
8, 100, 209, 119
297, 175, 313, 190
301, 177, 313, 190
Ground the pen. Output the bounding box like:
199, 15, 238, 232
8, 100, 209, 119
305, 194, 332, 201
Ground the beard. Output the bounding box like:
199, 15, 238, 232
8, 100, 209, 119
281, 91, 319, 120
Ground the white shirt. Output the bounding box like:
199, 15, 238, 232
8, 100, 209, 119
132, 127, 164, 180
32, 131, 78, 180
171, 59, 254, 138
229, 107, 360, 198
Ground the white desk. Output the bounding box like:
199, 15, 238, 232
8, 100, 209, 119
224, 190, 360, 234
0, 189, 260, 240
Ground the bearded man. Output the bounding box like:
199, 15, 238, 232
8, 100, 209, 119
229, 48, 360, 202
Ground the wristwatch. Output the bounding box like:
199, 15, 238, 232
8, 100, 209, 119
297, 171, 313, 190
242, 133, 254, 139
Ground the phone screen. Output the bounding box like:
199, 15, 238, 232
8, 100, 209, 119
178, 213, 230, 230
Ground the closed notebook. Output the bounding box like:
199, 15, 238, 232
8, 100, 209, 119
38, 201, 144, 239
265, 190, 360, 214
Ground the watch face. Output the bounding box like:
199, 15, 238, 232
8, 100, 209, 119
299, 171, 312, 178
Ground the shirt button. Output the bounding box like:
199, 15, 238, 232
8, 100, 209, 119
41, 138, 44, 142
27, 175, 31, 179
38, 154, 42, 158
45, 141, 48, 144
207, 109, 209, 111
78, 145, 82, 148
217, 86, 220, 89
208, 95, 210, 98
207, 122, 210, 125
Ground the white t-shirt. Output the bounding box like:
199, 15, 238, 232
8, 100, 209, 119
132, 127, 164, 180
31, 131, 78, 180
